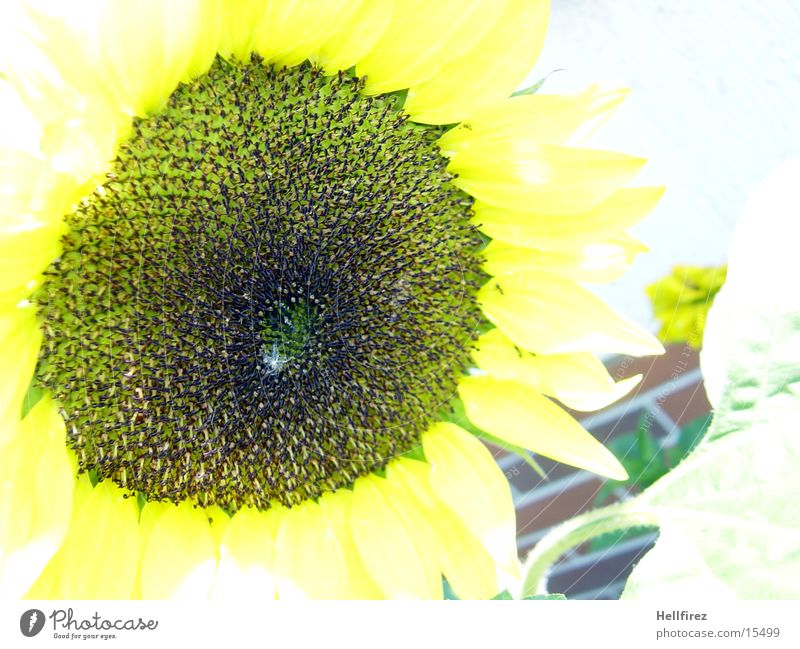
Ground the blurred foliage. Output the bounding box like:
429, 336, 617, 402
524, 163, 800, 599
589, 414, 710, 552
594, 413, 711, 507
443, 578, 565, 600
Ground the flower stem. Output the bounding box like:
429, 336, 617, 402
520, 501, 660, 598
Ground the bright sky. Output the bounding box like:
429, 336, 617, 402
523, 0, 800, 330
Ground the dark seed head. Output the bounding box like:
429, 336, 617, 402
35, 57, 484, 511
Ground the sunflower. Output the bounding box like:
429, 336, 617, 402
0, 0, 664, 599
647, 264, 727, 349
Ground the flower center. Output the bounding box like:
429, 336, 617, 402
35, 58, 483, 511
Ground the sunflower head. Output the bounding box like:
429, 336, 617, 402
1, 0, 663, 600
35, 57, 486, 512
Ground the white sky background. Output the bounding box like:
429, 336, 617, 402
521, 0, 800, 330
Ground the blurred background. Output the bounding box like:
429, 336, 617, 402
508, 0, 800, 598
523, 0, 800, 330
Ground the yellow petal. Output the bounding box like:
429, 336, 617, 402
39, 98, 127, 196
97, 0, 221, 115
459, 375, 628, 480
404, 0, 549, 124
439, 85, 629, 152
26, 477, 141, 599
22, 476, 86, 601
435, 504, 502, 599
0, 150, 84, 234
0, 101, 70, 227
0, 78, 41, 157
205, 505, 230, 547
183, 0, 226, 80
357, 0, 504, 95
0, 301, 43, 442
0, 76, 123, 217
219, 0, 267, 61
532, 354, 642, 412
129, 499, 170, 599
388, 458, 499, 599
450, 143, 646, 215
0, 219, 64, 296
315, 0, 394, 74
422, 422, 518, 576
478, 269, 664, 356
139, 501, 218, 599
0, 279, 43, 316
137, 500, 171, 543
274, 492, 383, 599
248, 2, 294, 62
471, 187, 664, 251
350, 474, 441, 599
213, 505, 277, 600
417, 1, 509, 70
6, 10, 125, 134
4, 25, 129, 214
318, 490, 383, 599
274, 498, 356, 599
0, 150, 50, 222
473, 328, 642, 412
0, 396, 74, 597
482, 236, 647, 284
255, 0, 359, 68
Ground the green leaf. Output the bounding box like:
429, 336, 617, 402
446, 586, 565, 600
622, 160, 800, 599
490, 589, 565, 600
20, 383, 44, 419
443, 579, 459, 600
511, 69, 564, 97
668, 414, 710, 463
491, 590, 513, 600
589, 526, 652, 554
596, 413, 711, 504
521, 161, 800, 599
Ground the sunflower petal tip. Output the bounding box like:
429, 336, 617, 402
607, 463, 629, 482
587, 83, 631, 111
650, 337, 668, 356
591, 447, 629, 482
627, 373, 644, 389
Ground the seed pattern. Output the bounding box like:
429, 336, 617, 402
36, 58, 483, 510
